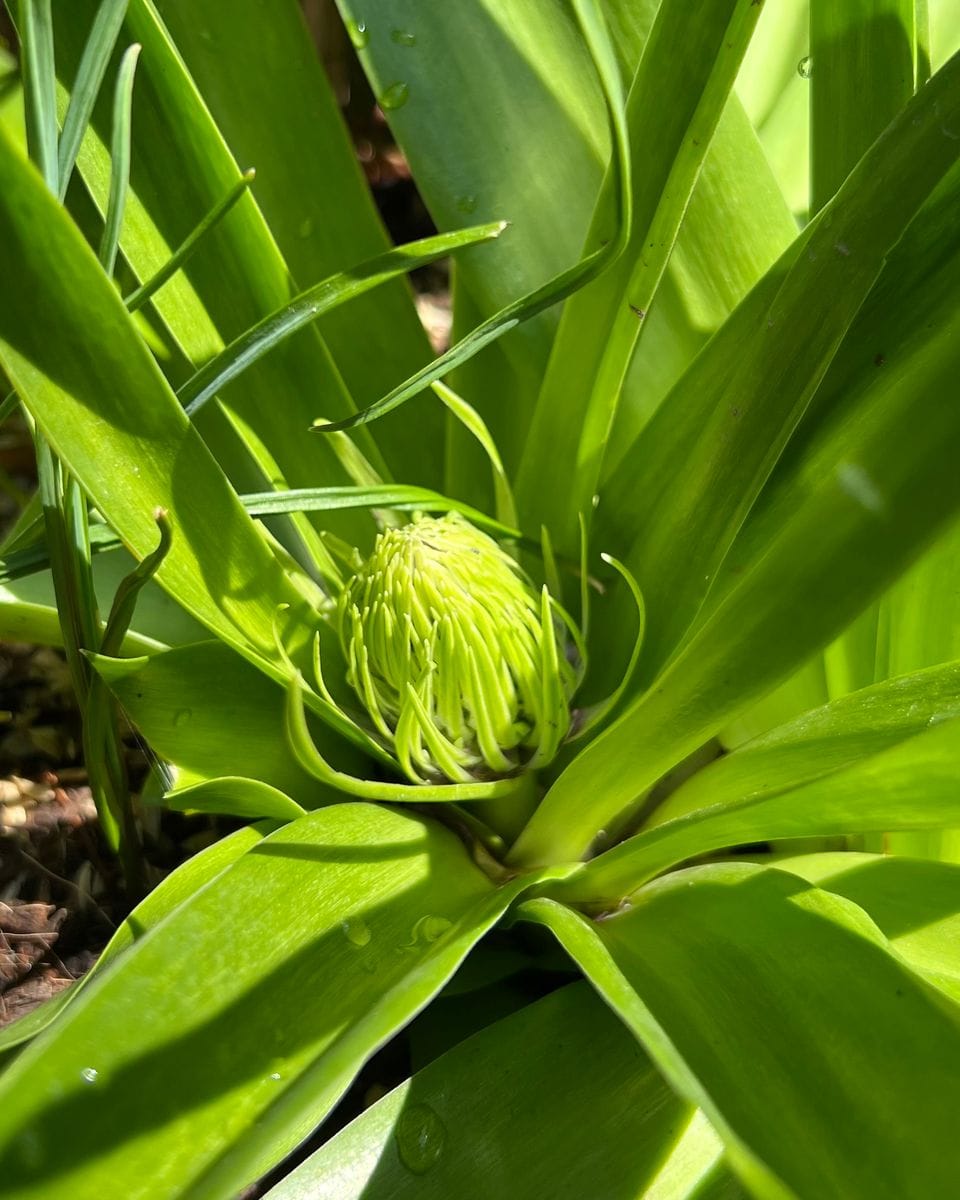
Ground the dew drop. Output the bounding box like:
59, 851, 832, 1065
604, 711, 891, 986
298, 217, 314, 239
270, 1071, 282, 1081
456, 194, 478, 214
395, 1103, 445, 1175
417, 915, 453, 943
341, 916, 372, 947
346, 19, 368, 49
391, 28, 417, 46
797, 56, 813, 78
80, 1067, 99, 1084
173, 708, 192, 728
380, 81, 410, 111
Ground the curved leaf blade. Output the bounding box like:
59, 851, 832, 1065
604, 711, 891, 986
0, 805, 539, 1199
524, 862, 960, 1200
267, 982, 720, 1200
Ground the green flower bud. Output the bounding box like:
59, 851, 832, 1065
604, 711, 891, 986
337, 513, 579, 784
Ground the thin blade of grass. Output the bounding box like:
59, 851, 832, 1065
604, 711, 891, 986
15, 0, 58, 191
124, 170, 255, 312
97, 41, 139, 275
57, 0, 128, 198
178, 222, 507, 418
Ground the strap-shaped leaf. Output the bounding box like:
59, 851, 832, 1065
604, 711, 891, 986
523, 861, 960, 1200
0, 119, 313, 677
516, 0, 764, 549
0, 805, 559, 1199
87, 641, 360, 800
560, 697, 960, 903
265, 982, 729, 1200
0, 823, 270, 1056
150, 0, 438, 466
766, 851, 960, 1002
615, 45, 960, 679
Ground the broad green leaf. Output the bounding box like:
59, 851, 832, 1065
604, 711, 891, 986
266, 982, 720, 1200
516, 0, 764, 549
517, 159, 960, 865
0, 804, 550, 1199
766, 852, 960, 1001
335, 0, 611, 471
0, 119, 315, 675
654, 661, 960, 827
318, 0, 632, 446
613, 47, 960, 680
881, 515, 960, 679
812, 0, 920, 697
88, 641, 360, 798
558, 679, 960, 902
734, 0, 809, 217
0, 823, 269, 1055
150, 0, 440, 469
810, 1, 918, 212
599, 95, 796, 488
514, 897, 787, 1200
524, 862, 960, 1200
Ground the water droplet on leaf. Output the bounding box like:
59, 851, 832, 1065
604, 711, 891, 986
346, 20, 368, 49
173, 708, 192, 728
80, 1067, 99, 1084
395, 1103, 446, 1174
298, 218, 314, 238
418, 915, 453, 943
456, 194, 478, 214
391, 29, 417, 46
341, 916, 372, 947
380, 81, 410, 110
797, 56, 813, 78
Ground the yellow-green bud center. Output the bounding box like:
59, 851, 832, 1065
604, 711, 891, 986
337, 513, 577, 783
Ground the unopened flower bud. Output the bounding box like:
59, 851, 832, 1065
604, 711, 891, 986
337, 513, 578, 783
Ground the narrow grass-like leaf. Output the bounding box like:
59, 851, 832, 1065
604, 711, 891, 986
16, 0, 58, 191
124, 171, 255, 313
52, 1, 387, 535
177, 222, 503, 418
431, 382, 517, 528
151, 0, 438, 470
0, 119, 318, 675
57, 0, 128, 198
